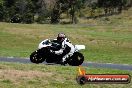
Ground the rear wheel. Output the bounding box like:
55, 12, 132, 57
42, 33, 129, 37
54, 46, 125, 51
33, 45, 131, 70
68, 52, 84, 66
30, 50, 45, 64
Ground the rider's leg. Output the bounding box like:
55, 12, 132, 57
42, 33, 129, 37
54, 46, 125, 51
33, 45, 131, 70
62, 46, 75, 62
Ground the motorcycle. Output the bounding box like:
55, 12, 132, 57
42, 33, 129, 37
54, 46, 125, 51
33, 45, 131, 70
30, 39, 85, 66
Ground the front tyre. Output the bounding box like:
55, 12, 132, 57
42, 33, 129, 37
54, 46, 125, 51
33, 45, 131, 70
30, 50, 45, 64
68, 52, 84, 66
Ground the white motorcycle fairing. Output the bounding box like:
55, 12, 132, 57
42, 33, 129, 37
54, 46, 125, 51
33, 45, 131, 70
38, 39, 51, 49
74, 45, 85, 51
38, 39, 85, 52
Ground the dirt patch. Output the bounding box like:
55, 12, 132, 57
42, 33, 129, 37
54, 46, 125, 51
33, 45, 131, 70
0, 69, 53, 83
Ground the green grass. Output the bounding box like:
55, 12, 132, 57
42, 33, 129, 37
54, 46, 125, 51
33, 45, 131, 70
0, 62, 131, 88
0, 21, 132, 64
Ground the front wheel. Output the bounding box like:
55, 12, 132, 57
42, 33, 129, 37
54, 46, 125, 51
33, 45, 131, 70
30, 50, 45, 64
68, 52, 84, 66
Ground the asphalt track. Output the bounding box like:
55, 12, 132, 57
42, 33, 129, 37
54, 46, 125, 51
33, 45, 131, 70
0, 57, 132, 71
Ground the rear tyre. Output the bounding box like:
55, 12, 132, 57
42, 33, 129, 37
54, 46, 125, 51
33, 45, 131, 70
68, 52, 84, 66
30, 50, 45, 64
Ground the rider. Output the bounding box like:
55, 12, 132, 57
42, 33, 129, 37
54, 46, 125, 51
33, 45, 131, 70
52, 33, 75, 65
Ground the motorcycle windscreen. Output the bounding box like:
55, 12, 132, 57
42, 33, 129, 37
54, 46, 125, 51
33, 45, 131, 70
38, 39, 51, 49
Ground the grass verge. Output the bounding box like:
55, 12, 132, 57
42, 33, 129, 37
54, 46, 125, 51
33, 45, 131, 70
0, 62, 131, 88
0, 22, 132, 64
